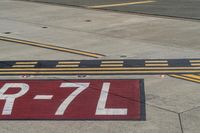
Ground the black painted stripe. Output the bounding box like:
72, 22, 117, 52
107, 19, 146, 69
124, 60, 145, 67
0, 61, 16, 68
79, 60, 101, 68
168, 59, 191, 67
0, 59, 199, 68
35, 61, 58, 68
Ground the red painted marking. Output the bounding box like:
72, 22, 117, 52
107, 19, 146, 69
0, 79, 145, 120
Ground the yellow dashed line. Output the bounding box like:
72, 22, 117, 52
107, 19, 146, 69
56, 65, 79, 67
58, 61, 80, 64
16, 62, 38, 65
190, 60, 200, 63
145, 60, 168, 63
101, 64, 123, 67
12, 65, 35, 68
101, 61, 123, 64
191, 63, 200, 66
145, 64, 169, 67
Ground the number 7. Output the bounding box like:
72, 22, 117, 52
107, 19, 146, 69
55, 82, 89, 115
55, 82, 127, 116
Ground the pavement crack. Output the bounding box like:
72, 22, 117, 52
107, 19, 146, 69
180, 105, 200, 114
178, 113, 184, 133
146, 103, 178, 114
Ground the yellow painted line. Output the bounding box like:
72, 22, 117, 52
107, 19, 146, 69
56, 65, 79, 67
101, 64, 123, 67
0, 67, 200, 71
12, 65, 35, 68
170, 74, 200, 83
87, 0, 155, 8
191, 63, 200, 66
145, 60, 168, 63
190, 60, 200, 63
145, 64, 168, 66
182, 74, 200, 80
0, 36, 104, 58
58, 61, 80, 64
101, 61, 123, 64
16, 62, 38, 65
0, 70, 199, 75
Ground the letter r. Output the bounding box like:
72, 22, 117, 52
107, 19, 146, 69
0, 83, 29, 115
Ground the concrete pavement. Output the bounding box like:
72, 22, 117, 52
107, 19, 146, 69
0, 0, 200, 133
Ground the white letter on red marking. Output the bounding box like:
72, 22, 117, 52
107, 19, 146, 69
55, 83, 89, 115
96, 82, 127, 115
0, 83, 29, 115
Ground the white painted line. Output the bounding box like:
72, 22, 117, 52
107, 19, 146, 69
34, 95, 53, 100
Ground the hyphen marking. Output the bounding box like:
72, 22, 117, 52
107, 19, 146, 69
34, 95, 53, 100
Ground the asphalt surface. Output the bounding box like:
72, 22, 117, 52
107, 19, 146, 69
24, 0, 200, 20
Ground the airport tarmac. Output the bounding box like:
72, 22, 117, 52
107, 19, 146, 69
0, 0, 199, 133
24, 0, 200, 20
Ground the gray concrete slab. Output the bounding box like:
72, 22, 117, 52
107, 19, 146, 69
23, 0, 200, 20
0, 105, 182, 133
0, 11, 199, 59
181, 107, 200, 133
0, 40, 87, 60
95, 19, 200, 50
1, 1, 200, 51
